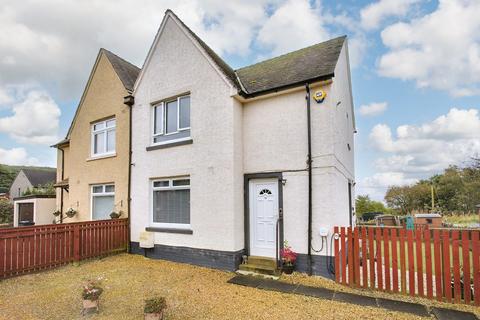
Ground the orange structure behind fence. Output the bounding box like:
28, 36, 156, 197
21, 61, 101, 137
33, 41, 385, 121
334, 226, 480, 306
0, 218, 128, 279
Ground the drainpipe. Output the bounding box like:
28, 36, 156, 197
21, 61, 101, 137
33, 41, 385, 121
124, 94, 135, 253
60, 148, 64, 224
305, 83, 313, 276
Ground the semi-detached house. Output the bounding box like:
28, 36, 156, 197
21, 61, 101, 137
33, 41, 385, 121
128, 10, 355, 277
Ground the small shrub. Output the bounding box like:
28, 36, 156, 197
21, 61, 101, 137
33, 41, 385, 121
281, 240, 297, 266
82, 280, 103, 301
144, 297, 167, 314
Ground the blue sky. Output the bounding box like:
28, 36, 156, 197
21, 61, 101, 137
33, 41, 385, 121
0, 0, 479, 201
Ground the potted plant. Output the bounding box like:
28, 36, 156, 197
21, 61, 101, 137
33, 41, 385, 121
66, 208, 77, 218
110, 210, 123, 219
281, 241, 297, 274
144, 297, 166, 320
52, 210, 62, 217
81, 280, 103, 315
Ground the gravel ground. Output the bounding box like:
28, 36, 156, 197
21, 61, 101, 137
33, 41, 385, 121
0, 254, 455, 320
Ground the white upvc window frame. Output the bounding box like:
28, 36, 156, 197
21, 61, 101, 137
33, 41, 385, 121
90, 184, 115, 220
91, 118, 116, 157
151, 95, 190, 145
150, 177, 191, 229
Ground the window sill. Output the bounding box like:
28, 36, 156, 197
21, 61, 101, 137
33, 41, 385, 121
146, 139, 193, 151
145, 227, 193, 234
87, 153, 116, 161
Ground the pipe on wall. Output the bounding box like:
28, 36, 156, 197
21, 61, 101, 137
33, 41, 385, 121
305, 83, 313, 276
124, 94, 135, 253
60, 148, 64, 224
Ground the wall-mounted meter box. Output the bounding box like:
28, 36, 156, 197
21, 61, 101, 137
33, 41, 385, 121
139, 231, 154, 248
319, 227, 329, 237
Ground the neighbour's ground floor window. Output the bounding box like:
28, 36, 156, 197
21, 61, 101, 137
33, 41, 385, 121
91, 184, 115, 220
152, 177, 190, 228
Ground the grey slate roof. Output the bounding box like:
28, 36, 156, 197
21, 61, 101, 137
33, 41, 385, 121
22, 168, 56, 187
168, 10, 345, 97
236, 36, 346, 95
102, 49, 140, 92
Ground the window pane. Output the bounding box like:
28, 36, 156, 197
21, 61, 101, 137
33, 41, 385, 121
154, 105, 163, 135
172, 179, 190, 187
92, 186, 103, 193
179, 96, 190, 129
166, 100, 178, 134
94, 122, 105, 131
153, 189, 190, 224
106, 119, 116, 128
105, 185, 115, 193
94, 132, 105, 154
153, 181, 169, 188
107, 129, 115, 152
92, 195, 114, 220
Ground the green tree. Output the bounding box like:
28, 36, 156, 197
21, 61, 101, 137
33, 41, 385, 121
356, 195, 388, 218
0, 199, 13, 224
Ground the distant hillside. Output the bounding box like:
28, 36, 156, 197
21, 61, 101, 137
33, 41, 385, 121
0, 164, 56, 194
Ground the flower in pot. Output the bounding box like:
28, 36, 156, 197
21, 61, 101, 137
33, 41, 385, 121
52, 210, 62, 217
66, 208, 77, 218
109, 210, 122, 219
144, 297, 166, 320
81, 280, 103, 315
281, 241, 297, 275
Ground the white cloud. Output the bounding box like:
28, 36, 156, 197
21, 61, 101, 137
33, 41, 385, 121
360, 0, 421, 30
359, 102, 387, 116
256, 0, 330, 56
0, 89, 61, 145
378, 0, 480, 96
362, 108, 480, 200
0, 147, 40, 166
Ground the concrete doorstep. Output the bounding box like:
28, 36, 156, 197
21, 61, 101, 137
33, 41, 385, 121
227, 275, 478, 320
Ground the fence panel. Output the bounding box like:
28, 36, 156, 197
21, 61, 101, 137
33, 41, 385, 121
334, 225, 480, 306
0, 219, 128, 279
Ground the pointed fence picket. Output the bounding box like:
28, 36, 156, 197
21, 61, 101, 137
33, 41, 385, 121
334, 225, 480, 306
0, 218, 128, 279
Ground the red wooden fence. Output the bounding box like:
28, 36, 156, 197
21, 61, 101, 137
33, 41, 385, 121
0, 219, 128, 279
334, 226, 480, 305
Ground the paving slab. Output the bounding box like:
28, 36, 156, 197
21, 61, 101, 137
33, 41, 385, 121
227, 275, 264, 288
257, 278, 298, 293
377, 298, 429, 317
431, 307, 478, 320
333, 291, 378, 308
295, 285, 334, 299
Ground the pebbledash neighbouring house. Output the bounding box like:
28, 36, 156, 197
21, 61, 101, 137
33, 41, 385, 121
127, 10, 355, 277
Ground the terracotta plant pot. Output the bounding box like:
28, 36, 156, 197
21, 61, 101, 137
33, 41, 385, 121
282, 264, 294, 274
82, 299, 99, 315
144, 311, 163, 320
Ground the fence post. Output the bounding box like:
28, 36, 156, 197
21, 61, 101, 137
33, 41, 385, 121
73, 224, 80, 262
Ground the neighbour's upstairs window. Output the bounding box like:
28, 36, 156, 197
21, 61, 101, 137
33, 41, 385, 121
91, 118, 116, 157
152, 95, 190, 144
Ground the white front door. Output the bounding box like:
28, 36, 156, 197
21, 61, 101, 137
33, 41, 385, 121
249, 178, 279, 257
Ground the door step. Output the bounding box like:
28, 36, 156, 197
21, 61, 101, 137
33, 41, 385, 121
238, 256, 280, 277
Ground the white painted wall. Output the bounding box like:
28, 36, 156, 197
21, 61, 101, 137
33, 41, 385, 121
13, 197, 56, 227
131, 15, 355, 258
131, 15, 243, 252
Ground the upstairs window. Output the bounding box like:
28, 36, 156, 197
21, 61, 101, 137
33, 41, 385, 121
152, 95, 190, 144
91, 118, 116, 157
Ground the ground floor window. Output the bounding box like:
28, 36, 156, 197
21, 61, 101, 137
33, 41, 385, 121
18, 202, 34, 225
91, 184, 115, 220
152, 177, 190, 228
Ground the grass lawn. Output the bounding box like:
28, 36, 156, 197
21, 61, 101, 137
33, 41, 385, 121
0, 254, 432, 320
443, 214, 480, 227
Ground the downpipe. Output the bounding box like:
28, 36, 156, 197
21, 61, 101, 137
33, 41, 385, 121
305, 83, 313, 276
